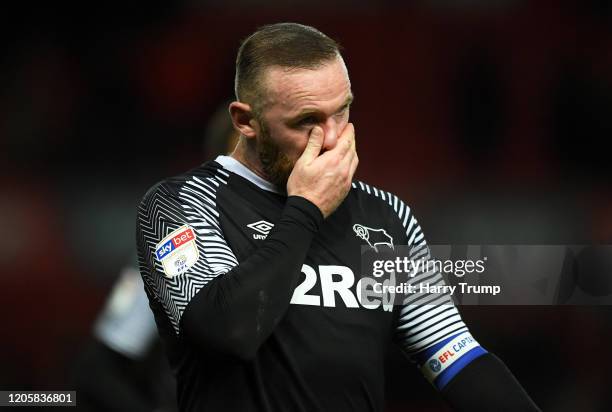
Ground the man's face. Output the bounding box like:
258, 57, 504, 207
254, 56, 353, 188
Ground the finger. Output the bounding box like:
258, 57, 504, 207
338, 126, 357, 167
349, 152, 359, 178
337, 123, 355, 158
298, 126, 325, 163
339, 138, 357, 171
342, 155, 358, 190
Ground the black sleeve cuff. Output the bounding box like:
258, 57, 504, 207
442, 352, 541, 412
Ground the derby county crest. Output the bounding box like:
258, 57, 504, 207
353, 224, 394, 252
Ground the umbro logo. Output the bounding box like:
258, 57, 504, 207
247, 220, 274, 240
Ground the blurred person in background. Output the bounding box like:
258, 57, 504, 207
136, 23, 539, 411
73, 103, 238, 412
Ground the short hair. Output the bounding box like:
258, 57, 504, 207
234, 22, 341, 115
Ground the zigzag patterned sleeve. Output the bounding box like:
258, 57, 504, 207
137, 177, 323, 360
387, 191, 487, 390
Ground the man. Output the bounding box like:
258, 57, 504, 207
137, 23, 539, 411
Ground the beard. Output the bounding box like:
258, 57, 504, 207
256, 120, 295, 189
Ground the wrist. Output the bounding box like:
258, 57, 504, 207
284, 196, 324, 232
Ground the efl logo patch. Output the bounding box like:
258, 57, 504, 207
154, 226, 199, 278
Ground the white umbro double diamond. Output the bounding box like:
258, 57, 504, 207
247, 220, 274, 239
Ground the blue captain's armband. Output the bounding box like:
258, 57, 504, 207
418, 331, 488, 390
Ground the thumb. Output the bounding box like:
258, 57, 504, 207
299, 126, 324, 162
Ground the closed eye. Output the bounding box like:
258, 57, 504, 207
291, 100, 351, 128
297, 116, 318, 126
335, 102, 351, 117
335, 107, 349, 118
291, 115, 321, 129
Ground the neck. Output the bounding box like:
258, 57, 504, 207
230, 137, 269, 182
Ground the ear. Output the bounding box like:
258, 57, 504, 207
229, 101, 259, 139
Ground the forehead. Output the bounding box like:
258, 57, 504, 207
261, 57, 351, 116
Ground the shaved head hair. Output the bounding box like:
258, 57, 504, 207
234, 22, 342, 116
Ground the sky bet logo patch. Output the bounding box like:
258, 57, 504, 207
155, 226, 199, 278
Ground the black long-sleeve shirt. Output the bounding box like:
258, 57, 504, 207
136, 155, 486, 411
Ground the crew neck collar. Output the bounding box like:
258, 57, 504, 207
215, 155, 281, 194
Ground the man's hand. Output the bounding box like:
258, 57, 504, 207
287, 123, 358, 218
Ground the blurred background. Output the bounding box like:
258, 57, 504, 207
1, 0, 611, 410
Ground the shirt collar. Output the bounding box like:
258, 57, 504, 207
215, 155, 281, 194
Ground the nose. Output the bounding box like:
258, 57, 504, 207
321, 117, 339, 151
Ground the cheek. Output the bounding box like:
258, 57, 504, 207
288, 131, 311, 160
268, 127, 310, 160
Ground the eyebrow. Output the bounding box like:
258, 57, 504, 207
291, 93, 354, 121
